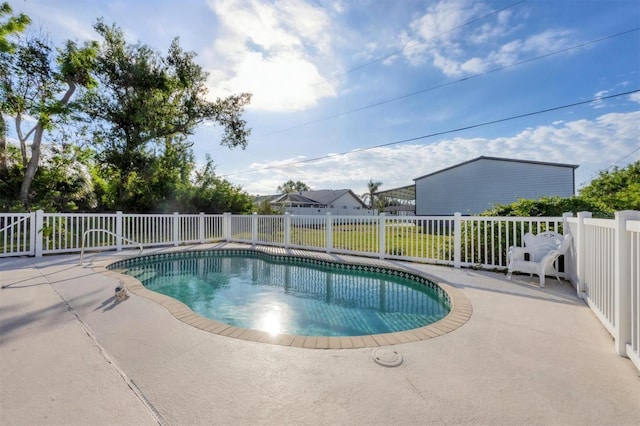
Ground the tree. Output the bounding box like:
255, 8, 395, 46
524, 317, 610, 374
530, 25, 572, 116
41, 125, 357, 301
0, 31, 98, 208
83, 20, 251, 211
0, 2, 30, 173
361, 179, 382, 209
481, 196, 610, 218
0, 141, 96, 211
579, 161, 640, 213
0, 2, 30, 53
277, 180, 310, 194
184, 155, 253, 213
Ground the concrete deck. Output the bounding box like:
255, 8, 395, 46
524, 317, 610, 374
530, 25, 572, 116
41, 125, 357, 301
1, 244, 639, 425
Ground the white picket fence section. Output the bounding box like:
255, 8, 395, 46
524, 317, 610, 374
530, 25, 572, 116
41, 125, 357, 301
565, 211, 640, 371
1, 209, 639, 370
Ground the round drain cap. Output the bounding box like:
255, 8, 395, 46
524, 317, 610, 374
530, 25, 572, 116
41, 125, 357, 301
372, 348, 403, 367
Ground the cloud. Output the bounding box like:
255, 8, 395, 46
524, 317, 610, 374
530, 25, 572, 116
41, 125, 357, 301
591, 90, 610, 109
204, 0, 339, 112
228, 111, 640, 195
400, 0, 575, 77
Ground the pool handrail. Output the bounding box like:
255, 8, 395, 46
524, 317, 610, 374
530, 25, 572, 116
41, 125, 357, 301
0, 216, 29, 234
79, 229, 143, 265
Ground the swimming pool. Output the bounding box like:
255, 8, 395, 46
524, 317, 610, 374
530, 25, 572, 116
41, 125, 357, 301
108, 248, 470, 348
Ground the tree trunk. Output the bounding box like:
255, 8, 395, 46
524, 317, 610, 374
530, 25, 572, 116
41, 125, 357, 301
0, 116, 6, 173
17, 81, 76, 209
19, 124, 44, 208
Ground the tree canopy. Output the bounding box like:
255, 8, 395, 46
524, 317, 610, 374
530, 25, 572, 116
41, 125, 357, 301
82, 20, 251, 211
0, 31, 98, 208
0, 2, 30, 53
579, 161, 640, 213
277, 180, 310, 194
361, 179, 382, 210
0, 1, 30, 177
1, 16, 254, 213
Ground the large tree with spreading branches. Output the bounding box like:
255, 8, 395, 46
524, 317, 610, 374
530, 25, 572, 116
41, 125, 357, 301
83, 20, 251, 211
0, 29, 97, 208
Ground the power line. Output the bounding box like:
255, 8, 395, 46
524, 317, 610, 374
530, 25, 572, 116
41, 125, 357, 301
607, 145, 640, 170
222, 89, 639, 177
263, 27, 639, 137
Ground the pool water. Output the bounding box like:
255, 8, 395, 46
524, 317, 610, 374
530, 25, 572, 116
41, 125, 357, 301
122, 251, 450, 337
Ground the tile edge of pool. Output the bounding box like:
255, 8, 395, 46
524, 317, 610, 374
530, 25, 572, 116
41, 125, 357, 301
97, 244, 473, 350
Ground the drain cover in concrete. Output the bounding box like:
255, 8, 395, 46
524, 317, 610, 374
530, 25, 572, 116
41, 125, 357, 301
372, 348, 403, 367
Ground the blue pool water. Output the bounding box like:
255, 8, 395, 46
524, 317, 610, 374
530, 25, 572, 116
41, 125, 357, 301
117, 250, 450, 337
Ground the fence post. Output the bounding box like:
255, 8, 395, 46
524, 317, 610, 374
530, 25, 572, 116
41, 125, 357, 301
173, 212, 180, 246
199, 212, 205, 244
453, 212, 462, 268
284, 213, 291, 248
562, 212, 573, 234
34, 210, 44, 257
378, 213, 386, 259
576, 211, 592, 299
223, 213, 231, 241
325, 213, 332, 253
614, 210, 640, 356
116, 211, 123, 251
561, 212, 573, 280
252, 212, 258, 246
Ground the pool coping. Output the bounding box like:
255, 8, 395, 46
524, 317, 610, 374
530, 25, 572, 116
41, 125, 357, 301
94, 245, 473, 349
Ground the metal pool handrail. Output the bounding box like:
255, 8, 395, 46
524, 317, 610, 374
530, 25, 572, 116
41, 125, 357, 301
0, 216, 28, 234
79, 229, 143, 265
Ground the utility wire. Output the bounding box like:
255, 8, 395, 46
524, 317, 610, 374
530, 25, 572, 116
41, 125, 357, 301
264, 27, 639, 137
607, 145, 640, 170
222, 89, 639, 177
317, 0, 527, 86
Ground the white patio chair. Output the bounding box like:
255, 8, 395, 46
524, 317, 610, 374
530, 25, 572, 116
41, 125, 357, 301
507, 233, 572, 287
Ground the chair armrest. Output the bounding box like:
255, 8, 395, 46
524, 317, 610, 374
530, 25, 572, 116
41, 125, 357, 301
540, 250, 560, 265
508, 246, 531, 262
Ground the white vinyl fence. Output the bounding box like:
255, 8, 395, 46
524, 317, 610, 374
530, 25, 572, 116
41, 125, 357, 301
565, 211, 640, 371
1, 209, 639, 370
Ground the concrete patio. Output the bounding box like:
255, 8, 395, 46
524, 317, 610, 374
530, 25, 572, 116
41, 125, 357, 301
1, 244, 639, 425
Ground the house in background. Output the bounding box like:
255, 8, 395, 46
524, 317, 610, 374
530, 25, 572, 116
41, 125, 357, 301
378, 156, 578, 216
255, 189, 372, 215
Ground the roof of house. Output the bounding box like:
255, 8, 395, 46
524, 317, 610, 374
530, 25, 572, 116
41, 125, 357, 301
413, 156, 579, 181
256, 189, 367, 208
375, 156, 580, 201
299, 189, 365, 206
272, 193, 320, 205
375, 184, 416, 200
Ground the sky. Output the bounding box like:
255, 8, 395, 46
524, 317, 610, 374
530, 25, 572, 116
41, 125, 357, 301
8, 0, 640, 197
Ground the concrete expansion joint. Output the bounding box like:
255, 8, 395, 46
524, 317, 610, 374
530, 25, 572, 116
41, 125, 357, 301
38, 267, 166, 426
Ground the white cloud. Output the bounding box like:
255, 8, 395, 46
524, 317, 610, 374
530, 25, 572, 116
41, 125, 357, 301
400, 0, 576, 77
204, 0, 339, 112
592, 90, 610, 109
229, 111, 640, 195
630, 91, 640, 103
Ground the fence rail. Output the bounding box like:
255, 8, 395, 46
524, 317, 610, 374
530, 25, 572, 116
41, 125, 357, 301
1, 209, 638, 371
565, 210, 640, 371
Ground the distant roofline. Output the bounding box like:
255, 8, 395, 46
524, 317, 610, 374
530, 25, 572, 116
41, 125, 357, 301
413, 156, 579, 182
256, 189, 367, 208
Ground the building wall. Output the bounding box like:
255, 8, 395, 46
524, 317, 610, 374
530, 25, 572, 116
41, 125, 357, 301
283, 207, 373, 215
415, 158, 575, 215
330, 192, 366, 210
285, 192, 370, 215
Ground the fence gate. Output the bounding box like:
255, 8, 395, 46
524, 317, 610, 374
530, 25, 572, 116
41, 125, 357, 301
0, 213, 35, 257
